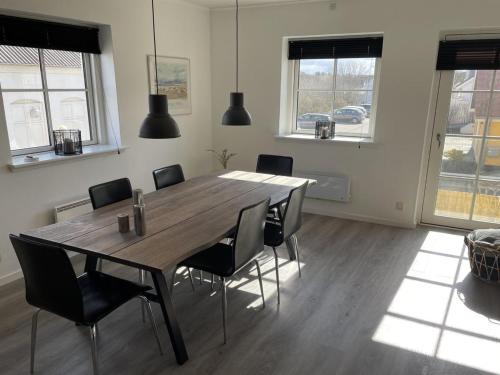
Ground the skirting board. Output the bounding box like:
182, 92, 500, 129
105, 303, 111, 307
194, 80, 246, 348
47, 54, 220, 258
0, 268, 23, 287
303, 201, 417, 229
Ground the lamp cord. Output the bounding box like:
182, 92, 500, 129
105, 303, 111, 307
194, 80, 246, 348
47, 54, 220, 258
152, 0, 159, 95
236, 0, 239, 92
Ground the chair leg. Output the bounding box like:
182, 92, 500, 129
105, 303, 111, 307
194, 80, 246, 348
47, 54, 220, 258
89, 325, 99, 375
255, 260, 266, 308
199, 270, 203, 285
221, 276, 227, 344
139, 270, 146, 323
292, 234, 301, 278
30, 309, 41, 374
211, 274, 215, 291
272, 247, 280, 305
187, 268, 196, 292
97, 259, 103, 272
138, 296, 163, 355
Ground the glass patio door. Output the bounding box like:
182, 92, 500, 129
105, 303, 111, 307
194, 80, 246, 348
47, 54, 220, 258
422, 69, 500, 229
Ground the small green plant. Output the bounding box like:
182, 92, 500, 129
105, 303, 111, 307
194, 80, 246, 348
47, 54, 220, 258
444, 149, 465, 161
207, 148, 237, 169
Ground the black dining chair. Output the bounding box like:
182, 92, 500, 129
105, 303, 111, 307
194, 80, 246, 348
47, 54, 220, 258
153, 164, 185, 190
256, 154, 293, 176
179, 198, 270, 343
264, 182, 308, 305
256, 154, 294, 220
9, 235, 162, 375
88, 178, 133, 272
88, 178, 149, 319
88, 178, 132, 210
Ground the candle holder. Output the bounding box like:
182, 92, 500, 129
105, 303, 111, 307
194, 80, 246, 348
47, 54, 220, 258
315, 121, 335, 140
53, 129, 82, 155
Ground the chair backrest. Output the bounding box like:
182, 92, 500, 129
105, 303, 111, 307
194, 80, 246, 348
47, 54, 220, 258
256, 154, 293, 176
88, 178, 132, 210
9, 235, 83, 322
232, 198, 270, 271
281, 182, 308, 239
153, 164, 185, 190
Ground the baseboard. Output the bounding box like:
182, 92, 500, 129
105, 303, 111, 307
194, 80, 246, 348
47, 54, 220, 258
0, 268, 23, 287
303, 205, 417, 229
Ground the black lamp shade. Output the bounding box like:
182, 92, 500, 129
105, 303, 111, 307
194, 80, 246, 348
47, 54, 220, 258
221, 92, 251, 126
139, 94, 181, 139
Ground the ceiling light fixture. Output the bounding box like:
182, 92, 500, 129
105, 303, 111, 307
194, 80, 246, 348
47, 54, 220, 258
139, 0, 181, 139
221, 0, 252, 126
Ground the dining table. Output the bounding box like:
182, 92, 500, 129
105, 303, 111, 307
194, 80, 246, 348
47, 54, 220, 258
19, 170, 313, 365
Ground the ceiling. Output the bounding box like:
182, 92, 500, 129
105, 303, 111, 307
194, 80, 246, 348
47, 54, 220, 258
184, 0, 323, 9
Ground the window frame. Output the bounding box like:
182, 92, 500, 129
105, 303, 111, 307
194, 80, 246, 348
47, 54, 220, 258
290, 57, 381, 139
0, 47, 100, 156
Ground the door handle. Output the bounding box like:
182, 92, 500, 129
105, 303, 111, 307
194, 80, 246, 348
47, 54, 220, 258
436, 133, 442, 148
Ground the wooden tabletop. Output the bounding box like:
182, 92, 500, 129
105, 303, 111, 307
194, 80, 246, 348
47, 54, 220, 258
21, 170, 312, 273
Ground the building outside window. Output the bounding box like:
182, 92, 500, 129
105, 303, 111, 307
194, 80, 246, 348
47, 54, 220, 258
0, 45, 98, 155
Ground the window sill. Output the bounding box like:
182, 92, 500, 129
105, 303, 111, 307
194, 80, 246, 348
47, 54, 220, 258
275, 134, 376, 145
8, 144, 127, 171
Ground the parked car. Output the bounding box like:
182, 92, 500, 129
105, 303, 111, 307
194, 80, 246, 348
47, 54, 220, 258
333, 107, 365, 124
360, 104, 371, 117
344, 106, 368, 116
297, 113, 331, 130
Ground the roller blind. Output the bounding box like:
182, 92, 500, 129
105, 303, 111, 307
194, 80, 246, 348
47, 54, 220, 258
0, 15, 101, 54
436, 39, 500, 70
288, 37, 383, 60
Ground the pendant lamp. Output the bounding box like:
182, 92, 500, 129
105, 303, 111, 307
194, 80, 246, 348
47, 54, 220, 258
221, 0, 251, 126
139, 0, 180, 139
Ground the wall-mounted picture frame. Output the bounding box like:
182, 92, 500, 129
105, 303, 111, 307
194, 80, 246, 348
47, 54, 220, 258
148, 55, 191, 115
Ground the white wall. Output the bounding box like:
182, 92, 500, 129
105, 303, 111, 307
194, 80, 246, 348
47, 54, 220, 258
0, 0, 212, 285
210, 0, 500, 228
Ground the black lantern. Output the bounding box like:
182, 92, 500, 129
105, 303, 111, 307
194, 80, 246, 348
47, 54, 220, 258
139, 0, 180, 139
221, 0, 251, 126
315, 121, 336, 139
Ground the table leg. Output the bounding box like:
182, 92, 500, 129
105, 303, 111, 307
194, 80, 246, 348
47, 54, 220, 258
84, 255, 98, 273
151, 271, 188, 365
285, 238, 297, 261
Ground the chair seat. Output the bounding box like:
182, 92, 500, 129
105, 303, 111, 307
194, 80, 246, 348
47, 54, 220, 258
181, 243, 235, 277
78, 271, 151, 324
264, 222, 284, 247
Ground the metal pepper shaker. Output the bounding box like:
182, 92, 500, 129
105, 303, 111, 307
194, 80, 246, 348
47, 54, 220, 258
133, 204, 146, 236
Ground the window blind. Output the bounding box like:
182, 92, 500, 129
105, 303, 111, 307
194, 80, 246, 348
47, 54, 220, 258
436, 39, 500, 70
0, 15, 101, 54
288, 37, 383, 60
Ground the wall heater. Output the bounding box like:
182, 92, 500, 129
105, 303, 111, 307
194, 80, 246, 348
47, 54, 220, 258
296, 171, 351, 202
54, 197, 93, 223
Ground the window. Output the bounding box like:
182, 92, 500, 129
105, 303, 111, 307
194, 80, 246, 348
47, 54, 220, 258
293, 57, 379, 137
0, 45, 98, 155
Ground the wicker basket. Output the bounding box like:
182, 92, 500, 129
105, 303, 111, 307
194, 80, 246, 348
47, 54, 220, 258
465, 231, 500, 283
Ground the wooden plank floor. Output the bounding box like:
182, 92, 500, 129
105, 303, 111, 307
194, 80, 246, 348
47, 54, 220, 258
1, 214, 500, 375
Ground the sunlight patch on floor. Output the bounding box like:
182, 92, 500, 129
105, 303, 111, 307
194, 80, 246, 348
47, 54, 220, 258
388, 278, 451, 324
437, 330, 500, 374
373, 230, 500, 375
406, 251, 460, 285
373, 315, 440, 356
420, 231, 465, 257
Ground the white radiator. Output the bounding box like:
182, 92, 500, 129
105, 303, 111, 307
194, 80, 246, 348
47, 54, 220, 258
296, 171, 351, 202
54, 198, 92, 223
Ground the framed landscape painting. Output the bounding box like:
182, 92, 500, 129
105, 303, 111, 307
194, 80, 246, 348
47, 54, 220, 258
148, 55, 191, 115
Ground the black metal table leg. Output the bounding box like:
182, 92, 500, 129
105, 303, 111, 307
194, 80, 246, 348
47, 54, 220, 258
151, 270, 188, 365
84, 255, 98, 273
